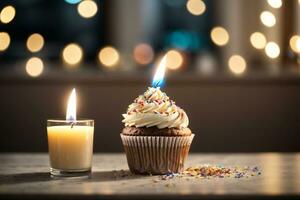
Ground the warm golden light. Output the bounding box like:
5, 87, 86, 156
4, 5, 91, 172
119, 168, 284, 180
77, 0, 98, 18
228, 55, 246, 75
165, 50, 184, 70
62, 43, 83, 66
260, 11, 276, 27
259, 154, 282, 194
26, 33, 44, 52
66, 88, 77, 121
152, 55, 167, 88
250, 32, 267, 49
186, 0, 206, 16
0, 5, 16, 24
267, 0, 282, 8
265, 42, 280, 58
133, 43, 154, 65
25, 57, 44, 77
210, 27, 229, 46
289, 35, 300, 53
0, 32, 10, 51
98, 46, 120, 67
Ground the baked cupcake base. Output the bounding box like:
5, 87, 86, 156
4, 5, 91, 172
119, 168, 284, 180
122, 126, 192, 137
121, 134, 194, 175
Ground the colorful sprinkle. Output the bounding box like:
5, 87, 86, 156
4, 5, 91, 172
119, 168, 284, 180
157, 165, 261, 181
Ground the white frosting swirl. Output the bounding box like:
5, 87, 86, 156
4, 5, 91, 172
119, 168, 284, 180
122, 87, 189, 129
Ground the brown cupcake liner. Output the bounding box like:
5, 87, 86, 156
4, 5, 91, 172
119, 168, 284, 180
120, 134, 194, 175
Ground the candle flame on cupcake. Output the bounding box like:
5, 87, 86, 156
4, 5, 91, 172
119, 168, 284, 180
66, 88, 76, 122
152, 55, 167, 88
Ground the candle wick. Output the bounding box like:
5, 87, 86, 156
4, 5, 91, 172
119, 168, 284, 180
71, 122, 75, 128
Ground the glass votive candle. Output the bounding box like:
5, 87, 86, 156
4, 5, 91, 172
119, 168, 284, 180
47, 119, 94, 177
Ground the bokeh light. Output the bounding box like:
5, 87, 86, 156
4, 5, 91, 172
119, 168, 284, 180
98, 46, 120, 67
77, 0, 98, 18
166, 31, 200, 51
26, 33, 44, 53
289, 35, 300, 54
0, 32, 10, 51
186, 0, 206, 16
265, 42, 280, 58
62, 43, 83, 65
210, 27, 229, 46
133, 43, 154, 65
196, 54, 217, 75
260, 11, 276, 27
267, 0, 282, 8
65, 0, 81, 4
25, 57, 44, 77
165, 50, 184, 70
228, 55, 247, 75
0, 5, 16, 24
250, 32, 267, 49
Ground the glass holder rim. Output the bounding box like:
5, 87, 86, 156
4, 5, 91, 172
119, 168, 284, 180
47, 118, 94, 123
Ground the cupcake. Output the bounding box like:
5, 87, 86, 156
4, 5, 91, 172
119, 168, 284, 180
121, 87, 194, 175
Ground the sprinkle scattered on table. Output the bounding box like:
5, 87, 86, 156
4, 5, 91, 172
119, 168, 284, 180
108, 165, 261, 183
159, 165, 261, 181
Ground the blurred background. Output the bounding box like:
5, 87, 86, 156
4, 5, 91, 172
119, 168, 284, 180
0, 0, 300, 153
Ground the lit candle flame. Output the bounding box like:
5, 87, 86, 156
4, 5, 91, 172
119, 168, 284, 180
152, 55, 167, 88
66, 88, 76, 122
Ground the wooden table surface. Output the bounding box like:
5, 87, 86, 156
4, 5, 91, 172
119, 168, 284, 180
0, 153, 299, 200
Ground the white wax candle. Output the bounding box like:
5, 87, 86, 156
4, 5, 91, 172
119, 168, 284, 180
47, 125, 94, 170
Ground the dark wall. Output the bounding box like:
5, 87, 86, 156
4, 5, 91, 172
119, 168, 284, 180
1, 76, 300, 152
